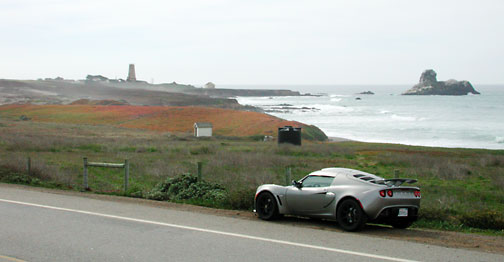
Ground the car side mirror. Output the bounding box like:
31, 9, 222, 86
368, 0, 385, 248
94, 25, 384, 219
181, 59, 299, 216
292, 180, 302, 188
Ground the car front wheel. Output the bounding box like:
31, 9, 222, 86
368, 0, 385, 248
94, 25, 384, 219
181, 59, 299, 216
337, 198, 367, 231
256, 192, 279, 220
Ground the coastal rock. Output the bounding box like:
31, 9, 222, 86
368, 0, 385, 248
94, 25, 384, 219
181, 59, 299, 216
403, 69, 480, 96
358, 91, 374, 95
265, 104, 320, 113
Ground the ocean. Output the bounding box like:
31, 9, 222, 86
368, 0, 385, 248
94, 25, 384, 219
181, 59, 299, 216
229, 85, 504, 150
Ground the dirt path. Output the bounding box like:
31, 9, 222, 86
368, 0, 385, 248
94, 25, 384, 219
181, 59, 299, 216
2, 183, 503, 255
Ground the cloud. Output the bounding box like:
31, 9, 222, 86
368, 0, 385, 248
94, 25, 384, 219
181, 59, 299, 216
0, 0, 503, 84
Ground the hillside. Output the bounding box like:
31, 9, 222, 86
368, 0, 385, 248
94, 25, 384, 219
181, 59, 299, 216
0, 79, 258, 111
172, 87, 302, 97
0, 104, 327, 140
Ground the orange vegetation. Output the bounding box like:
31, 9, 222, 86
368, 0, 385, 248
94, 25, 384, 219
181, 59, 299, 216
0, 104, 309, 137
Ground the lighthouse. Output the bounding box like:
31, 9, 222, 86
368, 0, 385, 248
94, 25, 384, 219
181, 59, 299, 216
127, 64, 136, 82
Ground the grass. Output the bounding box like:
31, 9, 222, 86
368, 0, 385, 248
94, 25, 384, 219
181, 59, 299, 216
0, 118, 503, 234
0, 104, 327, 140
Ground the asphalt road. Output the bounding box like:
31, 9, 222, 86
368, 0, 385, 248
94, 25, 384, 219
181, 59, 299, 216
0, 185, 502, 262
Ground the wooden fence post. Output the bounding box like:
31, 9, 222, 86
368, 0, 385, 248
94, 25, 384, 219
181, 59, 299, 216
83, 158, 128, 193
124, 159, 129, 193
26, 157, 31, 176
83, 157, 89, 191
285, 167, 292, 186
197, 162, 203, 181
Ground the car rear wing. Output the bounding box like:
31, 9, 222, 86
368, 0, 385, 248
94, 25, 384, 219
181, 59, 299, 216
375, 178, 417, 187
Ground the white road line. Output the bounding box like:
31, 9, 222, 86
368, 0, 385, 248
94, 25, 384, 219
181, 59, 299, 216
0, 198, 419, 262
0, 254, 27, 262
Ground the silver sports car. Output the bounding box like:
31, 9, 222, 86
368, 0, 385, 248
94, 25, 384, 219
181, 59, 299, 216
254, 168, 421, 231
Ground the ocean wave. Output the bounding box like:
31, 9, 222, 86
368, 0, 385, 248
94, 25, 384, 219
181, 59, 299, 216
306, 104, 354, 113
390, 114, 417, 121
329, 94, 351, 98
235, 90, 504, 150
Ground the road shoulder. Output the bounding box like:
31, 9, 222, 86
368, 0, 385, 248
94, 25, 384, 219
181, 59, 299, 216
1, 182, 503, 255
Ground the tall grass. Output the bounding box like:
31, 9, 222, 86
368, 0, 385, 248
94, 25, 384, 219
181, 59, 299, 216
0, 120, 503, 231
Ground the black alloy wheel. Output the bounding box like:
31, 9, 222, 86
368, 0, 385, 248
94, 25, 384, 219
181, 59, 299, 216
337, 198, 367, 231
256, 192, 279, 220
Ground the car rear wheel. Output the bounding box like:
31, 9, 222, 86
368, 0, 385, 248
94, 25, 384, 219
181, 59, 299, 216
337, 199, 367, 231
256, 192, 279, 220
391, 219, 413, 229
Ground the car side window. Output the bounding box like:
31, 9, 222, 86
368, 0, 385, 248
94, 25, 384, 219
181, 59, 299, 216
302, 176, 334, 188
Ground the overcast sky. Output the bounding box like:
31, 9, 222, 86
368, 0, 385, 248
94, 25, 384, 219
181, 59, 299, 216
1, 0, 502, 85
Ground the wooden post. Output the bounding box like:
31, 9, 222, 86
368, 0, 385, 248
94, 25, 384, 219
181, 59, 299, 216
197, 162, 203, 181
394, 169, 399, 178
124, 159, 129, 193
286, 167, 292, 186
26, 157, 31, 176
83, 157, 88, 191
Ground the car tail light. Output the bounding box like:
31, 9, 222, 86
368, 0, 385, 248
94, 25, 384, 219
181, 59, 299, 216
414, 190, 421, 197
387, 190, 393, 197
379, 190, 386, 197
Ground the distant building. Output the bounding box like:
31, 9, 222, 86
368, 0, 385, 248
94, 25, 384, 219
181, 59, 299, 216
109, 79, 126, 83
194, 122, 213, 137
127, 64, 137, 82
86, 75, 109, 82
204, 82, 216, 89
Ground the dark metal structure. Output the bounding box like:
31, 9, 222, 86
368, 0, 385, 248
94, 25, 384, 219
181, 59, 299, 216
278, 126, 302, 146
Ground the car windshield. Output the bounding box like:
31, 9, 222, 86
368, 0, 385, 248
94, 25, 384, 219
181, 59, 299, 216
302, 176, 334, 187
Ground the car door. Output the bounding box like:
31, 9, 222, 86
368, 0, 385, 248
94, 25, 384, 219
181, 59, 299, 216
285, 175, 335, 215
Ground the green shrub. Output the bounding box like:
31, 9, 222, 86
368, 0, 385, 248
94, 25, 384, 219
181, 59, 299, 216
227, 187, 255, 210
146, 147, 158, 153
418, 205, 456, 221
146, 174, 227, 204
0, 166, 41, 185
3, 173, 40, 185
125, 184, 144, 198
460, 210, 504, 230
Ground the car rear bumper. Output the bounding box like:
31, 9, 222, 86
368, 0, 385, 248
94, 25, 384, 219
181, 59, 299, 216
373, 206, 419, 223
363, 197, 421, 220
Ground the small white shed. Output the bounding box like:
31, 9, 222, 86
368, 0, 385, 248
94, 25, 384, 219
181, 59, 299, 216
194, 122, 213, 137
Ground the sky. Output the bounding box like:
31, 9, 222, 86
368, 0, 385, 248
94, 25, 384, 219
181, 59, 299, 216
1, 0, 503, 86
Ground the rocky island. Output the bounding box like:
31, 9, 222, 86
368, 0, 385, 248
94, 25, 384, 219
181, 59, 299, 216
403, 69, 480, 96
